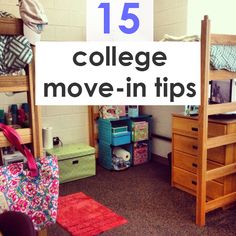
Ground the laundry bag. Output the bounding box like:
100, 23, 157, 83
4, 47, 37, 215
0, 123, 59, 231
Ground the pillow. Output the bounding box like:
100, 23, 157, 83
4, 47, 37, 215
0, 10, 33, 75
211, 45, 236, 72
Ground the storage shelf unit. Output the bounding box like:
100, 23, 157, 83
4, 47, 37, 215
129, 115, 152, 165
98, 115, 152, 170
98, 117, 131, 170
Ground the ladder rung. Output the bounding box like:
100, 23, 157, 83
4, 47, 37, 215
210, 70, 236, 81
208, 102, 236, 115
207, 133, 236, 149
0, 76, 29, 92
0, 128, 32, 148
206, 192, 236, 213
206, 163, 236, 181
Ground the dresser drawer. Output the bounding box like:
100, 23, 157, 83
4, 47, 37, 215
173, 150, 198, 173
173, 134, 226, 164
208, 147, 225, 164
173, 151, 224, 183
173, 167, 224, 199
172, 116, 226, 137
173, 134, 198, 156
173, 116, 199, 137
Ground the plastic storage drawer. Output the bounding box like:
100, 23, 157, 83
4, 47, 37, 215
112, 131, 131, 146
46, 144, 95, 183
133, 142, 148, 165
132, 121, 149, 142
112, 126, 128, 134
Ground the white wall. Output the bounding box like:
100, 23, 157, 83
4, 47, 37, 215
0, 0, 89, 145
142, 106, 184, 158
154, 0, 188, 41
187, 0, 236, 35
148, 0, 188, 158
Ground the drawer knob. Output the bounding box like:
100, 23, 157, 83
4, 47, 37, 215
72, 160, 79, 165
192, 180, 197, 185
192, 163, 198, 168
191, 127, 198, 132
192, 145, 198, 150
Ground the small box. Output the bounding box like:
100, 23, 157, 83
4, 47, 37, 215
46, 144, 95, 183
99, 106, 119, 119
112, 126, 128, 134
3, 151, 26, 165
132, 121, 149, 142
133, 142, 148, 165
112, 131, 131, 146
128, 106, 139, 117
117, 106, 126, 117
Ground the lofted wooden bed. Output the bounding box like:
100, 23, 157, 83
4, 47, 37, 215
0, 18, 45, 235
197, 15, 236, 226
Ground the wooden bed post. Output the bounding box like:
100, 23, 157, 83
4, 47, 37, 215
88, 106, 96, 147
28, 46, 43, 158
196, 15, 211, 226
29, 47, 45, 236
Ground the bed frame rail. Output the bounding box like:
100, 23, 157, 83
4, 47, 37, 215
0, 18, 23, 35
211, 34, 236, 45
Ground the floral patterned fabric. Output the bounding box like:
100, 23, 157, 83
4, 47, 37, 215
0, 155, 59, 231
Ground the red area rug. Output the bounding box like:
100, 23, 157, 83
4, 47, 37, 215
57, 192, 127, 236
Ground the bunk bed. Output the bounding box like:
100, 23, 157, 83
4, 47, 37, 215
0, 17, 45, 236
197, 15, 236, 226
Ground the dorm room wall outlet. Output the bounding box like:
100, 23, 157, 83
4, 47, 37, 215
53, 137, 60, 145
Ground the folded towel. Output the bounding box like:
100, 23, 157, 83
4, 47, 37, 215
160, 34, 200, 42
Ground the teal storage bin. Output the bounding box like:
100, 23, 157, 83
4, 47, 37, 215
112, 126, 128, 134
46, 144, 96, 183
112, 131, 131, 146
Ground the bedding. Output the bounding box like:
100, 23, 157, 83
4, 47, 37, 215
210, 45, 236, 72
0, 11, 33, 75
160, 34, 200, 42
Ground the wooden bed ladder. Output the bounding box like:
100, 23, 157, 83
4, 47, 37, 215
197, 15, 236, 226
0, 17, 45, 235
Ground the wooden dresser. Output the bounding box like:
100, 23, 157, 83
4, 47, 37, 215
172, 113, 236, 200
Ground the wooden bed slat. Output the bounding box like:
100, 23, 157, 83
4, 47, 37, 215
206, 163, 236, 181
0, 128, 32, 148
207, 102, 236, 115
0, 76, 29, 92
211, 34, 236, 45
207, 133, 236, 149
210, 70, 236, 81
0, 18, 23, 35
206, 192, 236, 212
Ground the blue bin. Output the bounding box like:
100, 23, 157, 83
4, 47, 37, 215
112, 131, 131, 146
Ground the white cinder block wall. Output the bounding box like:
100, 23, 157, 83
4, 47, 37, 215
144, 0, 188, 158
0, 0, 89, 145
154, 0, 188, 41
